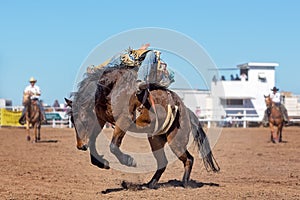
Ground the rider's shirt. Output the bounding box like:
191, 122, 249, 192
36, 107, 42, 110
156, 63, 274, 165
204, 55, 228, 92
24, 85, 41, 99
270, 92, 280, 103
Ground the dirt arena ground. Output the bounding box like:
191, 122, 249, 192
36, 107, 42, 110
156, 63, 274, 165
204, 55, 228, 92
0, 126, 299, 200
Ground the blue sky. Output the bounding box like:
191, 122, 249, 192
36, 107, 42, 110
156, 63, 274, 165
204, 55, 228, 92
1, 0, 299, 106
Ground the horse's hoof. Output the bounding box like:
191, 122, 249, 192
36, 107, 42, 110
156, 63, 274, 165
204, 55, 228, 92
147, 180, 158, 189
77, 144, 88, 151
103, 160, 110, 169
128, 157, 137, 167
132, 160, 137, 167
183, 182, 189, 188
272, 139, 279, 144
91, 154, 110, 169
121, 154, 137, 167
27, 136, 31, 141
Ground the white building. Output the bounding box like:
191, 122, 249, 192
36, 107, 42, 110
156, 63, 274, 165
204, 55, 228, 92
173, 62, 300, 127
172, 89, 210, 118
212, 62, 279, 121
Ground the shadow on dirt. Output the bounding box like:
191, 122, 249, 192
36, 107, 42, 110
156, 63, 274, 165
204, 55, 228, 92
37, 139, 59, 143
100, 179, 219, 194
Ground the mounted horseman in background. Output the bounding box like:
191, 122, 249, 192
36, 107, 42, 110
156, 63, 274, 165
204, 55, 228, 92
19, 77, 46, 125
262, 86, 289, 126
19, 77, 46, 142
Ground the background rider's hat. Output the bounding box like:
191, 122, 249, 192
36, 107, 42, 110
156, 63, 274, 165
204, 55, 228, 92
271, 86, 279, 91
29, 77, 37, 83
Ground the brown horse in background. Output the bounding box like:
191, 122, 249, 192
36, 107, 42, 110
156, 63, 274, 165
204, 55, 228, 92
23, 93, 42, 142
66, 66, 219, 188
264, 95, 284, 143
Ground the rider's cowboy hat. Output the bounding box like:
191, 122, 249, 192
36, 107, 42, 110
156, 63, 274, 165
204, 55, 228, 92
271, 86, 279, 91
29, 77, 37, 83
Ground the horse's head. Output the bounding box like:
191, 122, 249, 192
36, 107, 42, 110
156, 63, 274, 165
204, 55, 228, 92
65, 98, 88, 150
65, 96, 100, 151
264, 94, 273, 108
23, 92, 32, 106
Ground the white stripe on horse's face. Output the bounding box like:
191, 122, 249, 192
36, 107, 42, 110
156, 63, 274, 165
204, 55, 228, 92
265, 96, 272, 107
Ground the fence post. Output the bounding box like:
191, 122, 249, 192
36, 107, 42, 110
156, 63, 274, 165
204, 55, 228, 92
243, 109, 246, 128
52, 119, 56, 128
68, 117, 72, 128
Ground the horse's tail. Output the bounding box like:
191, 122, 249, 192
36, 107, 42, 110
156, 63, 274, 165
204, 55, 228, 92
188, 109, 220, 172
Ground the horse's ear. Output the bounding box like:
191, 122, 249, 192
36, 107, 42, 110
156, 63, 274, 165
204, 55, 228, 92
65, 98, 72, 107
264, 94, 270, 98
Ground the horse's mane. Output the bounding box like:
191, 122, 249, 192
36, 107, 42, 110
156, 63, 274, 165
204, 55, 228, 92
72, 66, 137, 111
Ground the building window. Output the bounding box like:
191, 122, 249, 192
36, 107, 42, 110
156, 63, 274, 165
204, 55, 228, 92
226, 99, 243, 106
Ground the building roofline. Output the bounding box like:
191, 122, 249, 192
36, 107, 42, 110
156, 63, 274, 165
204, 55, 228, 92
170, 88, 210, 92
237, 62, 279, 68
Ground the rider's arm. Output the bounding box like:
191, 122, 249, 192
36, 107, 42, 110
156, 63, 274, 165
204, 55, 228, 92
24, 86, 32, 95
34, 86, 41, 96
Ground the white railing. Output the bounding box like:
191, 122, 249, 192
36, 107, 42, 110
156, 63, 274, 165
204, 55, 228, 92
197, 108, 262, 128
198, 107, 300, 128
44, 106, 71, 128
43, 118, 72, 128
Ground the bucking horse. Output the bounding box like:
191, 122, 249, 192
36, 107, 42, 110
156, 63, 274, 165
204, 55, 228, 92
66, 65, 219, 188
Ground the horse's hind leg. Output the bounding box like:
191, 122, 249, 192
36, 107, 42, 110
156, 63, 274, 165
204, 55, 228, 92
279, 124, 283, 142
167, 129, 193, 187
33, 123, 38, 142
181, 150, 194, 187
147, 135, 168, 189
169, 148, 194, 187
37, 123, 41, 141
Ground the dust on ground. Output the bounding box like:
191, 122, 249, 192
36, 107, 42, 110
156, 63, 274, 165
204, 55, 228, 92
0, 126, 299, 199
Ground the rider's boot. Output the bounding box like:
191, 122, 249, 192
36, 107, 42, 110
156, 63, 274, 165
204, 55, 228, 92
41, 113, 47, 124
280, 106, 289, 125
283, 112, 290, 126
19, 114, 25, 125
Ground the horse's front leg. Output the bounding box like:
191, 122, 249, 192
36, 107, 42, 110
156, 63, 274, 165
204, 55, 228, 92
269, 123, 278, 143
110, 125, 136, 167
37, 123, 41, 141
89, 120, 110, 169
26, 121, 31, 141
